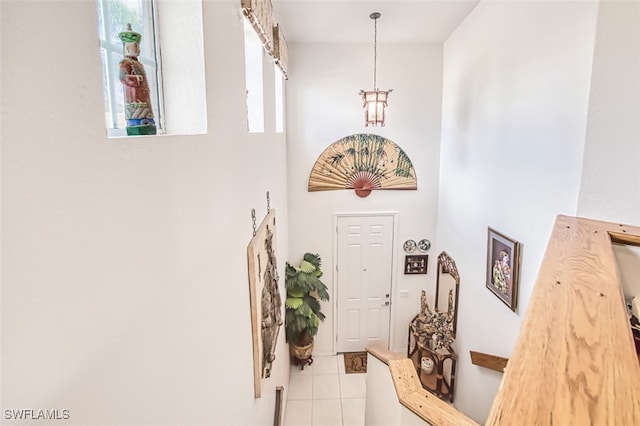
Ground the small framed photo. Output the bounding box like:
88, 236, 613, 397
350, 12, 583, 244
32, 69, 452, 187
405, 255, 428, 274
486, 228, 520, 311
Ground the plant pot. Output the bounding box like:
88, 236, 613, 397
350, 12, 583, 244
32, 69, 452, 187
291, 340, 314, 361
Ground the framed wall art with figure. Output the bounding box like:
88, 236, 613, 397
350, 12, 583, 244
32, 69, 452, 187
486, 227, 521, 312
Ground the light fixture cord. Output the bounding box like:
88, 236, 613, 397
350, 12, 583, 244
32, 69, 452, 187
373, 16, 377, 91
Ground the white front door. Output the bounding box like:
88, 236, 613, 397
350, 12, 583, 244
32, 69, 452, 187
336, 215, 394, 352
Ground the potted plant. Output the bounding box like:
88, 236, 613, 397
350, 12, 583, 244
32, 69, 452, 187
284, 253, 330, 366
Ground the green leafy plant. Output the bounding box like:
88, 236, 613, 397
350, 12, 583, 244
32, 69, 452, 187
284, 253, 330, 347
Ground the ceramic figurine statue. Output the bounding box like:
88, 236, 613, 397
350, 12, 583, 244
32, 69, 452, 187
118, 24, 156, 136
419, 289, 431, 320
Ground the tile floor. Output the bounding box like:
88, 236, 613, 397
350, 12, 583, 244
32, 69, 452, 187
284, 354, 366, 426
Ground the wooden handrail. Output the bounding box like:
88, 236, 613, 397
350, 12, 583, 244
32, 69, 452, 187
367, 216, 640, 425
367, 342, 479, 426
486, 215, 640, 424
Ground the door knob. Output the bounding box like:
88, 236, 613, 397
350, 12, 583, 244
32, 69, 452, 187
383, 301, 390, 306
385, 294, 390, 298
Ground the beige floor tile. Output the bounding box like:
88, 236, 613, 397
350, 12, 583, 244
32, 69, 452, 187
339, 374, 367, 399
341, 398, 365, 426
312, 399, 342, 426
288, 374, 313, 400
284, 400, 312, 426
312, 355, 339, 375
312, 374, 340, 400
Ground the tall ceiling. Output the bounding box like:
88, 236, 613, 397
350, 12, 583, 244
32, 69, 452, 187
272, 0, 481, 44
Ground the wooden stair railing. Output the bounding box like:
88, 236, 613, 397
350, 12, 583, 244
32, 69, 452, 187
486, 215, 640, 425
367, 215, 640, 425
367, 343, 479, 426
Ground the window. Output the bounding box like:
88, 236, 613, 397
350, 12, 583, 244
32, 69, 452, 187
244, 18, 265, 133
96, 0, 164, 136
274, 65, 284, 133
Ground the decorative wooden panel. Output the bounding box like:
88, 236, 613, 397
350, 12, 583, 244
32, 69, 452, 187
241, 0, 274, 54
247, 209, 282, 398
273, 23, 288, 79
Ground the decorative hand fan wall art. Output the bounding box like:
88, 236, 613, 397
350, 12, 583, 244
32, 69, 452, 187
308, 133, 417, 197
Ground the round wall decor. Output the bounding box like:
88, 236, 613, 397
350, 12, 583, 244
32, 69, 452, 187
403, 239, 417, 253
418, 239, 431, 252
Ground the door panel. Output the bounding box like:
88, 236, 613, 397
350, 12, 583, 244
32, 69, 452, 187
337, 215, 394, 352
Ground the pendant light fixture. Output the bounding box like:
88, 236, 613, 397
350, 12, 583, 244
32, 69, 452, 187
359, 12, 392, 127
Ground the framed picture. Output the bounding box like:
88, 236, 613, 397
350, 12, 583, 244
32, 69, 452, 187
486, 227, 520, 311
405, 255, 428, 274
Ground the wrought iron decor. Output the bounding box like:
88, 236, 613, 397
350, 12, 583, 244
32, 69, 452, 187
308, 133, 417, 198
407, 251, 463, 402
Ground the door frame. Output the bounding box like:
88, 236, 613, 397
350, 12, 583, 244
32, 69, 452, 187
332, 211, 399, 355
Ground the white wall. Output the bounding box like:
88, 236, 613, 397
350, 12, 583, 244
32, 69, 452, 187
1, 1, 290, 424
286, 42, 443, 354
364, 355, 403, 426
580, 0, 640, 308
364, 355, 431, 426
578, 0, 640, 225
438, 1, 600, 422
